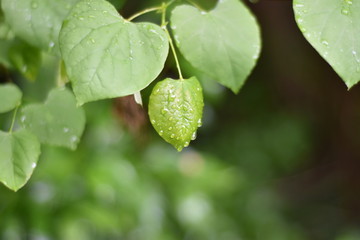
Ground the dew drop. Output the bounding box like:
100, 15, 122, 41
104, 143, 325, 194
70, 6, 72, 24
90, 38, 95, 43
191, 132, 197, 140
171, 25, 177, 30
63, 127, 69, 133
151, 119, 156, 124
341, 8, 349, 15
197, 119, 202, 127
70, 136, 78, 143
21, 116, 26, 122
170, 134, 175, 139
159, 130, 163, 136
184, 141, 189, 147
200, 11, 207, 15
161, 108, 168, 114
321, 40, 329, 47
49, 41, 55, 48
32, 162, 37, 168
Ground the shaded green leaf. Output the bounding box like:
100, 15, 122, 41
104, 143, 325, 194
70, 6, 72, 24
106, 0, 125, 9
170, 0, 261, 93
0, 83, 22, 113
1, 0, 80, 55
21, 88, 86, 150
148, 77, 204, 151
0, 129, 41, 191
293, 0, 360, 88
59, 0, 169, 105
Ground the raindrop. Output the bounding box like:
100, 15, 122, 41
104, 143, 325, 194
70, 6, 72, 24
321, 40, 329, 47
70, 136, 78, 143
197, 119, 202, 127
171, 25, 177, 30
159, 130, 164, 136
21, 116, 26, 122
170, 134, 175, 139
200, 11, 207, 15
184, 141, 189, 147
151, 119, 156, 124
49, 41, 55, 48
161, 108, 169, 114
63, 127, 69, 133
32, 162, 37, 169
341, 8, 349, 15
191, 132, 197, 140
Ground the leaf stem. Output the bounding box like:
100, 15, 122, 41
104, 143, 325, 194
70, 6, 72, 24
9, 106, 19, 133
161, 2, 184, 80
127, 7, 162, 22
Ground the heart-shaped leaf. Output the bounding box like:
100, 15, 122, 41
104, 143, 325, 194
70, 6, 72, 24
294, 0, 360, 88
59, 0, 169, 105
21, 88, 86, 150
0, 129, 41, 191
0, 83, 22, 113
170, 0, 261, 93
148, 77, 204, 151
1, 0, 80, 55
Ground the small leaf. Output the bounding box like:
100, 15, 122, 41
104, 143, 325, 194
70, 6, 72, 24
148, 77, 204, 151
59, 0, 169, 105
0, 83, 22, 113
1, 0, 80, 55
21, 88, 86, 150
293, 0, 360, 88
0, 129, 41, 191
171, 0, 261, 93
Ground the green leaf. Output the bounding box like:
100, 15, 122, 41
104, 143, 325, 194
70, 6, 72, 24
106, 0, 125, 9
1, 0, 80, 55
21, 88, 86, 150
293, 0, 360, 88
0, 83, 22, 113
59, 0, 169, 105
170, 0, 261, 93
8, 39, 42, 81
148, 77, 204, 151
0, 129, 41, 191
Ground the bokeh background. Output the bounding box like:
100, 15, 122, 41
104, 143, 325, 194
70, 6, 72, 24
1, 0, 360, 239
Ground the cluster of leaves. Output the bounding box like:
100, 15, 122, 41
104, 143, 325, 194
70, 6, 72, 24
0, 0, 359, 191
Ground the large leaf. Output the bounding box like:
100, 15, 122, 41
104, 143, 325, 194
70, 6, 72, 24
170, 0, 261, 93
148, 77, 204, 151
1, 0, 80, 55
21, 88, 86, 150
0, 129, 41, 191
59, 0, 169, 105
0, 83, 22, 113
293, 0, 360, 88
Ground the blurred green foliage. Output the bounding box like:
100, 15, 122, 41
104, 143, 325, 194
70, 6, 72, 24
1, 0, 360, 239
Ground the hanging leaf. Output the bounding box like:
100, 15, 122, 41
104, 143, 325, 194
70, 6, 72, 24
0, 129, 41, 191
170, 0, 261, 93
21, 88, 86, 150
294, 0, 360, 88
59, 0, 169, 105
148, 77, 204, 151
0, 83, 22, 113
1, 0, 80, 55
